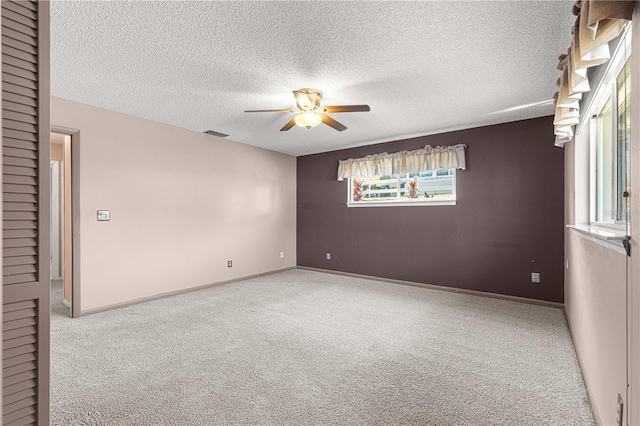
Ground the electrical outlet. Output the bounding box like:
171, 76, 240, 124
531, 272, 540, 283
280, 252, 284, 259
617, 393, 624, 426
227, 260, 232, 268
326, 253, 331, 260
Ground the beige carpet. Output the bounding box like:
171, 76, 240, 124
50, 269, 594, 425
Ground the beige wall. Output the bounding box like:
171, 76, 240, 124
564, 234, 627, 425
51, 97, 296, 313
564, 8, 639, 425
51, 140, 62, 161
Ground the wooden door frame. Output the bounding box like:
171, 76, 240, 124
49, 160, 60, 280
51, 126, 81, 318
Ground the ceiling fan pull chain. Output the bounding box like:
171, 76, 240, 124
307, 128, 311, 151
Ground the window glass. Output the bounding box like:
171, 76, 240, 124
595, 97, 613, 222
359, 175, 397, 201
616, 57, 631, 222
350, 168, 456, 205
590, 55, 630, 225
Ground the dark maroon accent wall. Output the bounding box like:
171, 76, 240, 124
296, 116, 564, 303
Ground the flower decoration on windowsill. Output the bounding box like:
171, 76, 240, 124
353, 178, 363, 202
408, 180, 418, 199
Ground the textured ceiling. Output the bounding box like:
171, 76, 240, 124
51, 1, 575, 157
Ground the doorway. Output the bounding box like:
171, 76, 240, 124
50, 132, 72, 317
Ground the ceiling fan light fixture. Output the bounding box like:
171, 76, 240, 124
294, 112, 322, 129
245, 88, 368, 132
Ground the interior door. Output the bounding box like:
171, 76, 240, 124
2, 1, 50, 424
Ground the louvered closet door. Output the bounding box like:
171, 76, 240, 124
1, 1, 49, 425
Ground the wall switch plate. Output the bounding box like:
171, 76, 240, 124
531, 272, 540, 283
227, 260, 232, 268
280, 252, 284, 259
97, 210, 111, 221
326, 253, 331, 260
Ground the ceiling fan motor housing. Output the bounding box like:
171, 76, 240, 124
294, 88, 323, 111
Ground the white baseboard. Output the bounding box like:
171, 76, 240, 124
297, 266, 564, 310
78, 267, 297, 317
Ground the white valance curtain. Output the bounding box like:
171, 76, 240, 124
337, 144, 466, 181
554, 0, 634, 147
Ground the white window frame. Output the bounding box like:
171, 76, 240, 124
586, 30, 631, 231
347, 169, 457, 207
568, 24, 631, 254
589, 95, 616, 225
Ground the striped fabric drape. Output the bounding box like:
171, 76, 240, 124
553, 0, 634, 147
337, 144, 466, 181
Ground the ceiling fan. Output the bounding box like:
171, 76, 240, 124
245, 88, 370, 132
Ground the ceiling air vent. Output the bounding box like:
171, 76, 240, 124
203, 130, 229, 138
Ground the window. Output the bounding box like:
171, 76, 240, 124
589, 51, 630, 225
566, 22, 630, 254
338, 144, 466, 206
348, 168, 456, 206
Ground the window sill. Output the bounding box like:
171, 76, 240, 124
566, 224, 629, 255
347, 199, 456, 207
